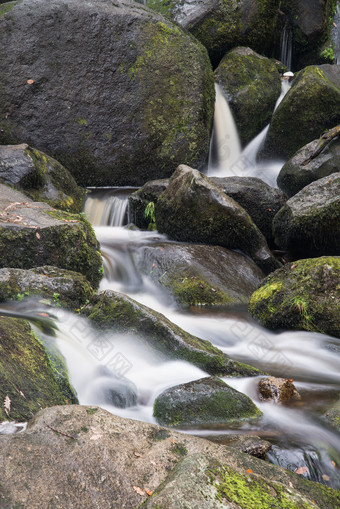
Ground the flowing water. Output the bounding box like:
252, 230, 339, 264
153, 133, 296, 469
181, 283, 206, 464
280, 21, 293, 71
333, 2, 340, 65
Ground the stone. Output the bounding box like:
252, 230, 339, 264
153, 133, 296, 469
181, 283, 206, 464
0, 0, 215, 186
128, 178, 169, 230
90, 366, 138, 408
258, 376, 301, 403
214, 47, 281, 145
155, 165, 280, 274
153, 376, 262, 426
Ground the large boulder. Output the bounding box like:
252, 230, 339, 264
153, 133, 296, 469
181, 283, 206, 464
273, 173, 340, 257
210, 176, 287, 246
0, 144, 86, 212
146, 0, 281, 66
0, 0, 215, 186
262, 65, 340, 160
153, 376, 262, 426
0, 317, 75, 421
155, 165, 280, 274
84, 289, 262, 377
277, 127, 340, 197
0, 185, 102, 288
214, 47, 281, 145
249, 256, 340, 338
1, 405, 338, 508
136, 242, 265, 307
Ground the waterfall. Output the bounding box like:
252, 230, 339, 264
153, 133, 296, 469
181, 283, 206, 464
332, 2, 340, 64
280, 20, 293, 70
83, 188, 137, 227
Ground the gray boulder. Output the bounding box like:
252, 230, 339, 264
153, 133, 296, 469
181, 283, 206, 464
0, 144, 86, 212
273, 173, 340, 257
0, 0, 214, 186
155, 165, 280, 274
153, 376, 262, 426
214, 47, 281, 145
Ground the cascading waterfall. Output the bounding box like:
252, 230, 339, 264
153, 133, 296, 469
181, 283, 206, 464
83, 187, 137, 226
280, 20, 293, 70
332, 2, 340, 64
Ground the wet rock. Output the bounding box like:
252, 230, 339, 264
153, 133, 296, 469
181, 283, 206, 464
90, 367, 137, 408
277, 130, 340, 197
258, 377, 301, 403
0, 144, 86, 212
0, 318, 76, 422
249, 256, 340, 338
136, 241, 265, 307
214, 47, 281, 145
84, 289, 262, 377
224, 435, 272, 458
262, 65, 340, 160
273, 173, 340, 257
211, 175, 287, 246
0, 185, 102, 288
129, 178, 169, 230
0, 0, 214, 186
153, 376, 262, 426
1, 405, 338, 508
0, 266, 94, 309
155, 165, 280, 274
146, 0, 281, 66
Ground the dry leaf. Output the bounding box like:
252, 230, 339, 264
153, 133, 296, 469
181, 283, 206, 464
295, 466, 308, 475
145, 488, 153, 496
322, 474, 330, 481
288, 482, 293, 488
291, 264, 297, 269
169, 438, 177, 444
4, 395, 11, 415
134, 448, 142, 457
27, 79, 34, 85
133, 486, 145, 496
5, 112, 9, 119
211, 288, 216, 292
36, 232, 40, 239
150, 460, 156, 466
331, 461, 336, 467
246, 469, 253, 474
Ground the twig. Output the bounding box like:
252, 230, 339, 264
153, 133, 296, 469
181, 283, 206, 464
47, 424, 77, 440
301, 125, 340, 166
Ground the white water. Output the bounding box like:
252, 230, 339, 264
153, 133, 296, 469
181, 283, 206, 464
333, 2, 340, 64
83, 187, 137, 226
280, 21, 293, 70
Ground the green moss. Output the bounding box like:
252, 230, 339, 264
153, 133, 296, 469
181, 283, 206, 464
0, 2, 17, 17
86, 407, 98, 415
169, 274, 234, 307
77, 117, 87, 127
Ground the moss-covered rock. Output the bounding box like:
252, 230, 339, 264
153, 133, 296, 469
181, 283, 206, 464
0, 184, 103, 288
249, 256, 340, 338
83, 289, 262, 377
0, 317, 75, 421
277, 131, 340, 197
153, 376, 262, 427
155, 165, 280, 274
0, 266, 94, 309
0, 144, 86, 212
136, 242, 265, 308
146, 0, 281, 66
0, 0, 215, 186
214, 47, 281, 145
324, 397, 340, 432
128, 178, 169, 229
273, 173, 340, 257
262, 65, 340, 160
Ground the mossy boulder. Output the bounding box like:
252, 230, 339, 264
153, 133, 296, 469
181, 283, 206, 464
324, 397, 340, 432
210, 176, 287, 247
262, 65, 340, 160
129, 178, 169, 229
0, 144, 86, 212
214, 47, 281, 145
83, 289, 262, 377
136, 242, 265, 308
273, 173, 340, 257
155, 165, 280, 274
0, 0, 215, 186
249, 256, 340, 338
277, 131, 340, 197
0, 185, 102, 288
0, 317, 75, 421
146, 0, 281, 66
0, 266, 94, 309
153, 376, 262, 427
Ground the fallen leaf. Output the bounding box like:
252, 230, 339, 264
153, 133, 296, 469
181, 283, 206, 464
211, 288, 216, 292
295, 466, 308, 475
289, 482, 293, 488
5, 112, 8, 119
145, 488, 153, 496
331, 461, 336, 467
291, 264, 297, 269
27, 79, 34, 85
4, 395, 11, 415
133, 486, 145, 496
322, 474, 330, 481
333, 22, 337, 27
134, 448, 142, 457
246, 469, 253, 474
36, 232, 40, 239
150, 460, 156, 466
169, 438, 177, 444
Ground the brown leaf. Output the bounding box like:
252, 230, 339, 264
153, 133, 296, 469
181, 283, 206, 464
4, 395, 11, 415
291, 264, 297, 269
331, 461, 336, 467
169, 438, 177, 444
246, 469, 253, 474
150, 460, 156, 466
36, 232, 40, 239
322, 474, 330, 481
134, 448, 142, 457
5, 112, 9, 119
133, 486, 145, 496
145, 488, 153, 496
295, 466, 308, 475
288, 482, 293, 488
27, 79, 35, 85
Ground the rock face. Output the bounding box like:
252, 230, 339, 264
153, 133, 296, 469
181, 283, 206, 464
146, 0, 281, 66
0, 266, 94, 308
0, 0, 215, 186
273, 173, 340, 257
249, 256, 340, 338
84, 289, 262, 377
153, 376, 262, 426
129, 178, 169, 229
1, 405, 338, 508
277, 131, 340, 197
155, 165, 280, 274
136, 242, 265, 307
0, 318, 75, 421
258, 377, 301, 403
210, 176, 287, 246
263, 65, 340, 160
0, 185, 102, 287
214, 47, 281, 145
0, 144, 86, 212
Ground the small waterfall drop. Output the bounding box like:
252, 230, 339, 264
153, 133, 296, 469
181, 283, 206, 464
280, 20, 293, 70
83, 187, 137, 226
332, 2, 340, 64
